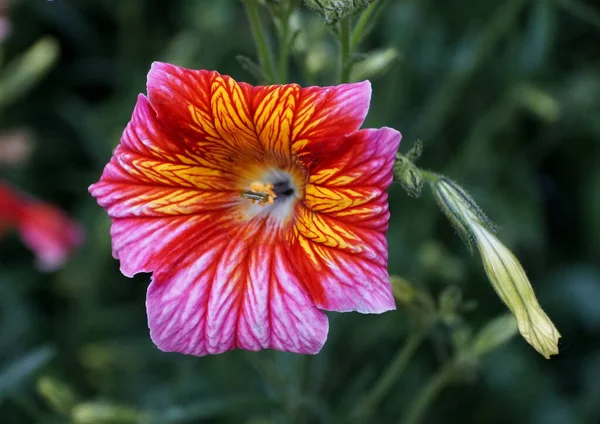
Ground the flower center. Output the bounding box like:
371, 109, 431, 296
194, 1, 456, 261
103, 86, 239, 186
239, 168, 303, 224
242, 182, 277, 206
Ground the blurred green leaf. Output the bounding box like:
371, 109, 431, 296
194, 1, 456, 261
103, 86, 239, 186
0, 37, 60, 108
471, 314, 519, 356
0, 346, 55, 395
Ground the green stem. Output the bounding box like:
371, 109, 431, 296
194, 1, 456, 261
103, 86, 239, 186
398, 359, 459, 424
351, 325, 430, 420
243, 0, 277, 83
410, 0, 527, 141
419, 170, 440, 184
338, 16, 352, 83
351, 0, 389, 48
277, 1, 292, 83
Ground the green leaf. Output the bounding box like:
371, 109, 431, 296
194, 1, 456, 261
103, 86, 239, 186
0, 37, 60, 108
0, 346, 56, 395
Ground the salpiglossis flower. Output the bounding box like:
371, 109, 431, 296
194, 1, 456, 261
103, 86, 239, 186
0, 181, 83, 271
89, 63, 401, 356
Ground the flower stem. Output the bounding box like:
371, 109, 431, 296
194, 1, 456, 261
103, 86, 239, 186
351, 324, 430, 420
338, 16, 352, 83
419, 170, 440, 184
398, 359, 459, 424
277, 1, 293, 83
243, 0, 277, 83
351, 0, 389, 48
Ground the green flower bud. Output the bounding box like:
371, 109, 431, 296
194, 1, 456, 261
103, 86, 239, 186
394, 156, 424, 198
304, 0, 375, 24
390, 276, 436, 320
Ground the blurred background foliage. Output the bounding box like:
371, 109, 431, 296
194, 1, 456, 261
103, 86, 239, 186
0, 0, 599, 423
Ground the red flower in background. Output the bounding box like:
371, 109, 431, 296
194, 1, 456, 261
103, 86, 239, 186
90, 63, 401, 356
0, 182, 83, 271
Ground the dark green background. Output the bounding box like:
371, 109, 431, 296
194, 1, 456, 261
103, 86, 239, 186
1, 0, 599, 423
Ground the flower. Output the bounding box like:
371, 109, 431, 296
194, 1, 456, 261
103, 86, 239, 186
0, 129, 33, 165
89, 62, 401, 356
0, 182, 83, 271
433, 177, 560, 359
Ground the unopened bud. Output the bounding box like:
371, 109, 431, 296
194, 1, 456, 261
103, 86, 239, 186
394, 156, 424, 198
432, 177, 495, 251
390, 275, 435, 319
304, 0, 375, 24
438, 286, 463, 326
471, 221, 560, 359
432, 177, 560, 358
390, 275, 416, 306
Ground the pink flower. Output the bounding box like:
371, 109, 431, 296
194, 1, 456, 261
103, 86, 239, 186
90, 63, 401, 356
0, 182, 83, 271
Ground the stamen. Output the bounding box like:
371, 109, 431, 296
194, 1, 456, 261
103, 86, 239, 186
241, 181, 277, 206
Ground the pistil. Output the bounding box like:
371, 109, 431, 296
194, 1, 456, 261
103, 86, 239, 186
241, 181, 277, 205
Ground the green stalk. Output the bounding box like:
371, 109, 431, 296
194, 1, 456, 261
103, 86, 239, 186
351, 0, 390, 48
243, 0, 277, 83
338, 16, 352, 83
398, 359, 459, 424
277, 1, 292, 83
411, 0, 528, 141
351, 325, 429, 420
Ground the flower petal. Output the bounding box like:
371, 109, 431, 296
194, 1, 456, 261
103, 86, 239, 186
89, 95, 241, 277
247, 81, 371, 166
146, 220, 329, 356
293, 127, 401, 313
18, 202, 83, 271
146, 62, 263, 164
1, 182, 82, 271
291, 81, 371, 161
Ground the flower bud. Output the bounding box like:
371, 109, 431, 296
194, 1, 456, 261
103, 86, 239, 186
390, 275, 436, 320
432, 177, 560, 359
304, 0, 375, 24
394, 156, 424, 198
432, 177, 495, 251
471, 221, 560, 359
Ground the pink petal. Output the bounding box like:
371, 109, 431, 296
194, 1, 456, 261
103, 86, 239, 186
147, 220, 329, 356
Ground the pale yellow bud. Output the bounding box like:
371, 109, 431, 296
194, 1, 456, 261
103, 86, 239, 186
432, 177, 561, 359
471, 221, 561, 359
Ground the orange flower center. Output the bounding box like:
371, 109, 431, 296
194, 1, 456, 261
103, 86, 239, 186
242, 181, 277, 206
237, 163, 306, 225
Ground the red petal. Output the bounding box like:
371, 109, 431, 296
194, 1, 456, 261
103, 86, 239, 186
89, 95, 241, 277
146, 62, 263, 164
18, 201, 83, 271
245, 81, 372, 167
294, 127, 401, 312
